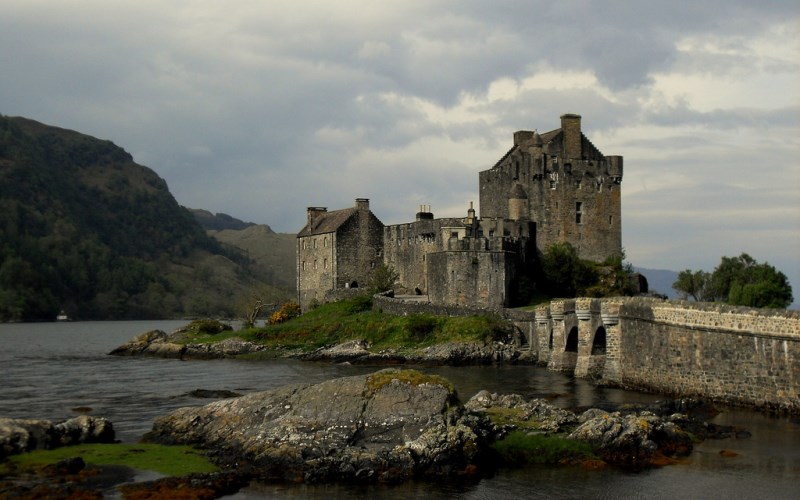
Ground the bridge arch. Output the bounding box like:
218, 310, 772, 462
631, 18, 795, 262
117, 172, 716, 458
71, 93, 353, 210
592, 326, 607, 355
566, 326, 579, 352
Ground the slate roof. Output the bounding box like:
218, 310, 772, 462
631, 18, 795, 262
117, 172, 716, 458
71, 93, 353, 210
297, 207, 358, 237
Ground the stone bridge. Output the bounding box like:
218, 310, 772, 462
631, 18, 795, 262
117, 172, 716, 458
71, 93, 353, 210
506, 297, 800, 413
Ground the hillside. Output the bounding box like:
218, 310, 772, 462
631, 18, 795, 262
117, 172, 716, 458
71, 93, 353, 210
190, 211, 296, 292
0, 115, 292, 321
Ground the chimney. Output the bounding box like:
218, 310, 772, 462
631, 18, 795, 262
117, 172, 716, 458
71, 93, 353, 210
307, 206, 327, 227
355, 198, 370, 211
560, 113, 582, 160
416, 204, 434, 221
513, 130, 534, 146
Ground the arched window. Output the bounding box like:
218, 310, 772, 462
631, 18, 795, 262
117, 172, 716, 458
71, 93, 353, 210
592, 326, 607, 355
566, 326, 579, 352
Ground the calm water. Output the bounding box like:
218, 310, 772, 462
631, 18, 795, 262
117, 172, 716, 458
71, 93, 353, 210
1, 321, 798, 499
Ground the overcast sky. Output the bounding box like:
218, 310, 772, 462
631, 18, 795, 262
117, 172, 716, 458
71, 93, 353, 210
2, 1, 798, 304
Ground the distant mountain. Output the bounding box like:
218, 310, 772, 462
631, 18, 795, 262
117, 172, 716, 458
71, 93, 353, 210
635, 267, 679, 299
0, 115, 291, 321
190, 209, 259, 232
206, 225, 297, 291
188, 208, 296, 291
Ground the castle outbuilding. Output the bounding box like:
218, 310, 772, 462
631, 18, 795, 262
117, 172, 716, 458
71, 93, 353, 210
297, 114, 623, 311
297, 198, 384, 309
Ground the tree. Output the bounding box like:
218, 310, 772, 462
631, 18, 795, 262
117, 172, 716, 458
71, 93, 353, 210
673, 253, 793, 309
368, 264, 399, 294
672, 269, 711, 301
540, 242, 597, 297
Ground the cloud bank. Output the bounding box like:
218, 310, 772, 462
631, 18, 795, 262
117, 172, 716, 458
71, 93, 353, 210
1, 1, 798, 304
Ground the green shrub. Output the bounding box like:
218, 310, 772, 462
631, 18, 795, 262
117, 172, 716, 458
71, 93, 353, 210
492, 430, 596, 465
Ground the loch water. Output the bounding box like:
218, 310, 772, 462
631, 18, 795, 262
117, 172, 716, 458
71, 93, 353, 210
1, 320, 798, 499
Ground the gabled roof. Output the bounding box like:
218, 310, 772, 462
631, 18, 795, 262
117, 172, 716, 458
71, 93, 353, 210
491, 127, 562, 169
297, 207, 358, 237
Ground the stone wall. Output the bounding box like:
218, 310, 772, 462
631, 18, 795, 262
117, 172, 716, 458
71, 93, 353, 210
612, 299, 800, 412
373, 294, 497, 318
478, 115, 622, 262
427, 251, 514, 309
334, 210, 384, 290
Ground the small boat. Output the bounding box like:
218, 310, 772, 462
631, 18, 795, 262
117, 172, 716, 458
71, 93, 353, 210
56, 310, 69, 321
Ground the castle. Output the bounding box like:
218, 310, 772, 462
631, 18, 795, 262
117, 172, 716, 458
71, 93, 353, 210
297, 114, 623, 311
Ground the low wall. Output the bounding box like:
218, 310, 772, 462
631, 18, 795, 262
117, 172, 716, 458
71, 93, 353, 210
373, 294, 500, 318
612, 299, 799, 412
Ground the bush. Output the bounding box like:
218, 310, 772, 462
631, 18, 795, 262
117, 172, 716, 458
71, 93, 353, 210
268, 302, 301, 325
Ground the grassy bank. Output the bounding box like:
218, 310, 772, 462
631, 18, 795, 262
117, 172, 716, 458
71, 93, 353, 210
0, 443, 218, 477
180, 296, 514, 353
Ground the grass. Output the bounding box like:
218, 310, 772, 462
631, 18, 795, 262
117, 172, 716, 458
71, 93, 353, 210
366, 369, 454, 394
0, 443, 219, 477
243, 296, 513, 352
492, 430, 597, 465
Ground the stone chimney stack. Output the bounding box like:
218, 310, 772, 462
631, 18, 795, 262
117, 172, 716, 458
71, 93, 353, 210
416, 204, 434, 221
513, 130, 534, 146
307, 207, 327, 227
560, 113, 582, 160
355, 198, 370, 211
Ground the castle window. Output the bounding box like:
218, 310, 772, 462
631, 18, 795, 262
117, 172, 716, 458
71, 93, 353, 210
575, 179, 582, 189
324, 236, 328, 248
550, 180, 557, 189
313, 239, 317, 249
451, 232, 458, 239
313, 260, 317, 270
302, 261, 306, 270
576, 202, 583, 224
323, 258, 328, 269
609, 215, 613, 226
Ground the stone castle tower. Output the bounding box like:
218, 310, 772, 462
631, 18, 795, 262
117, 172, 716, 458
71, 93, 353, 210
478, 114, 622, 261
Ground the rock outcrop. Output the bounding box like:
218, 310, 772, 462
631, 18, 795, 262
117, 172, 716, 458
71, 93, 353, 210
0, 416, 115, 459
108, 329, 267, 359
568, 409, 694, 465
109, 328, 531, 365
144, 369, 493, 483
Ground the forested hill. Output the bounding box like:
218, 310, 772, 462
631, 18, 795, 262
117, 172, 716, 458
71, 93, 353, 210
0, 115, 291, 321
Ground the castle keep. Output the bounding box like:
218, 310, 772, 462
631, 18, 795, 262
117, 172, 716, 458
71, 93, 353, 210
297, 114, 623, 311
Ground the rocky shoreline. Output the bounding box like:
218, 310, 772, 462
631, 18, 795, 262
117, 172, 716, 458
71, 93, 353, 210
108, 328, 534, 365
1, 368, 746, 498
